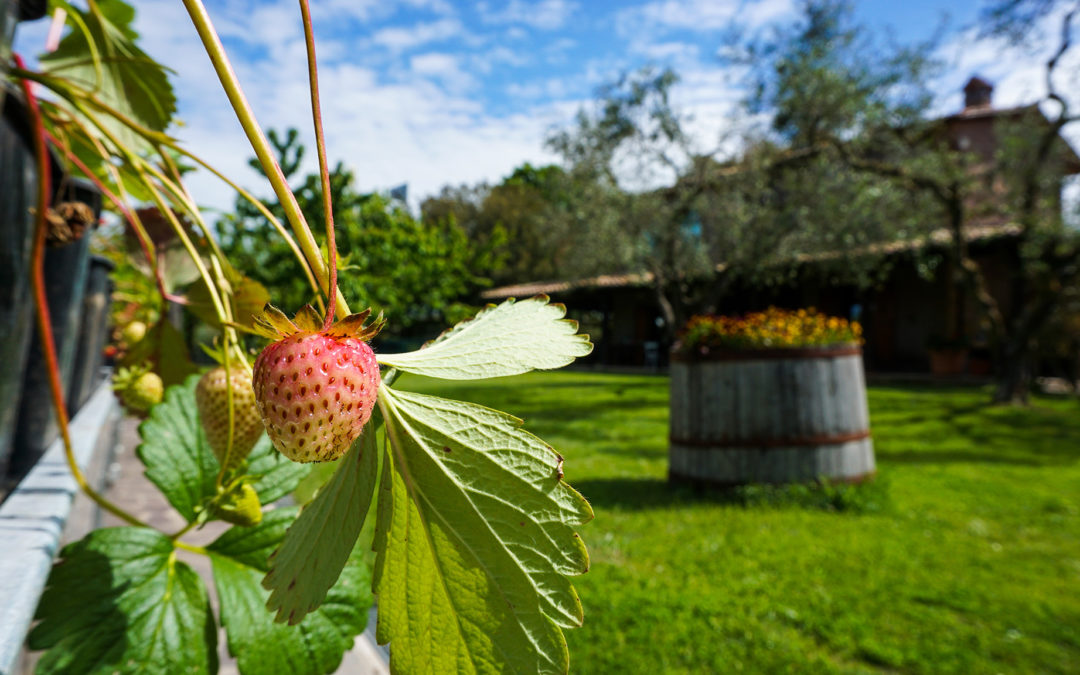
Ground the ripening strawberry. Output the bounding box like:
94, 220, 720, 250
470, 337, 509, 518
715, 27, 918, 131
251, 304, 384, 463
196, 365, 263, 472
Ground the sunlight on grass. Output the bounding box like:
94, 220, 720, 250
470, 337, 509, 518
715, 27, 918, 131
400, 372, 1080, 674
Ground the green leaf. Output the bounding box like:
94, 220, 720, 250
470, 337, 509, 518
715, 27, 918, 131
208, 506, 298, 570
209, 509, 372, 675
136, 374, 218, 522
377, 296, 592, 380
374, 386, 592, 673
262, 427, 379, 624
247, 434, 311, 505
40, 0, 177, 151
29, 527, 217, 674
292, 459, 341, 505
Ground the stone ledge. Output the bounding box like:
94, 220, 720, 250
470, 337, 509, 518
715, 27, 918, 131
0, 381, 118, 674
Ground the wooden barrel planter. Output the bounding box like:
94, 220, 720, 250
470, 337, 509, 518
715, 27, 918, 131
669, 344, 875, 487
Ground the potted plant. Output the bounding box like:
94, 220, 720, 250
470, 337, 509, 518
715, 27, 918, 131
670, 307, 875, 487
927, 334, 970, 376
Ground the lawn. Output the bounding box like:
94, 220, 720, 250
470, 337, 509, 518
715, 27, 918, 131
399, 371, 1080, 674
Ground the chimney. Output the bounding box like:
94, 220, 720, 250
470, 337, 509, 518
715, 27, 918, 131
963, 76, 993, 111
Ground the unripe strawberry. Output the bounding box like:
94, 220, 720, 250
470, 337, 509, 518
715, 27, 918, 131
196, 366, 263, 472
112, 365, 163, 415
122, 321, 147, 346
212, 482, 263, 527
252, 305, 384, 463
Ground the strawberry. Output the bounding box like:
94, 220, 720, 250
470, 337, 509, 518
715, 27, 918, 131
112, 365, 163, 416
252, 304, 384, 463
212, 482, 263, 527
121, 320, 147, 346
196, 365, 264, 472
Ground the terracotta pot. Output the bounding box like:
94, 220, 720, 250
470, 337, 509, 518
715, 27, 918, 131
929, 348, 968, 376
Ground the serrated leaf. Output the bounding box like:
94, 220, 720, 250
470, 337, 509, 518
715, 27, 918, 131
136, 374, 218, 522
377, 296, 592, 380
247, 434, 311, 505
373, 386, 592, 673
40, 0, 176, 152
208, 509, 372, 675
262, 427, 379, 625
29, 527, 217, 674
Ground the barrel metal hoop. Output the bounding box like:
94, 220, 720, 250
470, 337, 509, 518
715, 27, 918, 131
669, 429, 871, 449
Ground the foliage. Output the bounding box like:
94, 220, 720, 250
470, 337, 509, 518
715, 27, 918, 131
28, 374, 376, 675
17, 1, 598, 671
28, 297, 593, 674
29, 527, 218, 675
38, 0, 176, 155
257, 297, 594, 672
405, 371, 1080, 674
420, 162, 629, 286
675, 307, 863, 354
217, 129, 486, 336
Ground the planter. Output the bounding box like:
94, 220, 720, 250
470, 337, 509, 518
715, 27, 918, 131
67, 255, 115, 411
669, 344, 875, 486
968, 348, 992, 376
929, 347, 968, 376
0, 83, 64, 478
0, 85, 39, 476
9, 178, 100, 480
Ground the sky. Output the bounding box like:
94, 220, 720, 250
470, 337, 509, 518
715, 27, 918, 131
12, 1, 1080, 215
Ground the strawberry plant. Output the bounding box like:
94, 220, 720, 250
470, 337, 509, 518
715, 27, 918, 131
9, 1, 594, 673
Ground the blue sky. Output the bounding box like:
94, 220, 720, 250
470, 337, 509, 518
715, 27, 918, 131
13, 1, 1078, 212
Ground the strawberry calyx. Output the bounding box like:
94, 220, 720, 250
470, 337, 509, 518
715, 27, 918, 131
252, 303, 386, 342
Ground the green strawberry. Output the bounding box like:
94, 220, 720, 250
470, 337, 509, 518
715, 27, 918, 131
112, 366, 163, 415
121, 321, 147, 346
212, 482, 263, 527
196, 366, 264, 473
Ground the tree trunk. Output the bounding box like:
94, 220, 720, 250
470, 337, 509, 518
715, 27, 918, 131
993, 339, 1032, 404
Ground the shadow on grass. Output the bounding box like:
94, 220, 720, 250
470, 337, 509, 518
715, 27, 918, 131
574, 476, 891, 514
875, 405, 1080, 467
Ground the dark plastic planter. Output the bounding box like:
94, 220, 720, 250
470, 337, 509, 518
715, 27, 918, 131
0, 84, 62, 478
68, 255, 115, 411
9, 178, 101, 481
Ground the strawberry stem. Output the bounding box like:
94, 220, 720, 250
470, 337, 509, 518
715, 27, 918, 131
299, 0, 338, 331
180, 0, 351, 318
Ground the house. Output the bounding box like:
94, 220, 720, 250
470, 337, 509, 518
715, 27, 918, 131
480, 77, 1080, 373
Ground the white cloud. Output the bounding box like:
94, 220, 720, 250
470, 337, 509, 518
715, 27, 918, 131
478, 0, 578, 30
635, 40, 700, 62
372, 18, 465, 51
410, 52, 477, 91
312, 0, 455, 22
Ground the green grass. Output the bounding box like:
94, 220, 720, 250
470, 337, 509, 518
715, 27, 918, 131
398, 371, 1080, 674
